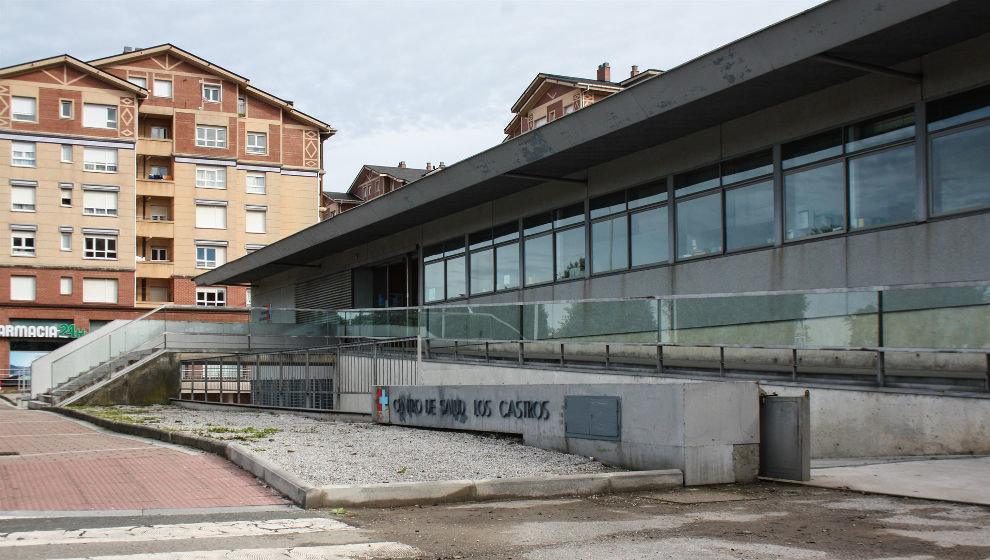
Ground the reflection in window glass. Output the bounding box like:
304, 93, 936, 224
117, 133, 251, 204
674, 165, 719, 197
424, 261, 444, 302
592, 216, 627, 273
523, 213, 552, 236
553, 203, 584, 228
590, 192, 626, 219
931, 124, 990, 214
628, 180, 667, 209
784, 161, 845, 239
849, 145, 915, 229
524, 234, 553, 285
496, 242, 519, 290
555, 227, 586, 280
782, 128, 842, 169
726, 180, 774, 251
928, 84, 990, 133
845, 110, 914, 152
493, 222, 519, 244
470, 248, 494, 294
722, 150, 773, 185
676, 194, 722, 258
630, 206, 668, 266
446, 256, 466, 299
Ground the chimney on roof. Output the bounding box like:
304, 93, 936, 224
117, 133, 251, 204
597, 62, 610, 82
123, 46, 134, 53
630, 65, 639, 78
438, 162, 445, 169
425, 162, 434, 172
398, 161, 407, 168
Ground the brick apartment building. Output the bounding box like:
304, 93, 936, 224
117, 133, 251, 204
320, 161, 432, 221
0, 44, 333, 380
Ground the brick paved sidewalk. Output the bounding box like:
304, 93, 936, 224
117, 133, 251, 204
0, 408, 288, 511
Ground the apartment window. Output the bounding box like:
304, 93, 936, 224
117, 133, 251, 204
237, 96, 246, 117
61, 144, 73, 162
150, 247, 168, 261
84, 235, 118, 259
534, 116, 547, 128
245, 207, 266, 233
11, 230, 35, 257
60, 277, 72, 295
195, 202, 227, 229
150, 126, 168, 139
195, 166, 226, 188
929, 85, 990, 215
60, 185, 73, 206
150, 205, 169, 221
10, 276, 36, 301
246, 173, 266, 194
203, 83, 221, 103
423, 237, 467, 302
11, 96, 36, 122
83, 148, 117, 172
11, 185, 36, 211
128, 76, 147, 88
11, 142, 35, 167
60, 231, 71, 251
82, 278, 118, 303
82, 103, 118, 129
196, 125, 227, 148
82, 189, 118, 216
60, 100, 73, 119
149, 165, 169, 179
153, 79, 172, 98
148, 286, 169, 302
782, 109, 915, 239
246, 132, 267, 155
520, 203, 586, 286
245, 244, 266, 254
196, 245, 226, 268
196, 287, 226, 307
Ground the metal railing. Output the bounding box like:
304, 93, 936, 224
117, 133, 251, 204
179, 337, 419, 413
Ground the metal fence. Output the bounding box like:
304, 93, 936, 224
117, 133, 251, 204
179, 337, 419, 413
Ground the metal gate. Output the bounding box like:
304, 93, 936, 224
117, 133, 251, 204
759, 392, 810, 481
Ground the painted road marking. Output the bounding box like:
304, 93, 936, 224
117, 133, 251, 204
56, 543, 422, 560
0, 518, 353, 547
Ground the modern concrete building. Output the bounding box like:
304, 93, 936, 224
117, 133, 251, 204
0, 45, 333, 382
200, 0, 990, 316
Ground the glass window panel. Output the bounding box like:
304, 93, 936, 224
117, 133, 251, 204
470, 247, 494, 294
784, 161, 845, 239
726, 180, 774, 251
443, 237, 465, 257
846, 110, 915, 152
931, 124, 990, 215
523, 212, 552, 236
628, 179, 667, 209
782, 128, 843, 169
555, 226, 586, 280
630, 206, 668, 266
553, 203, 584, 228
424, 243, 444, 262
589, 191, 626, 219
928, 84, 990, 132
676, 193, 723, 258
496, 242, 519, 290
592, 215, 628, 273
524, 234, 553, 285
468, 228, 493, 250
849, 144, 916, 229
674, 165, 719, 197
493, 221, 519, 244
424, 261, 444, 302
445, 256, 466, 299
722, 150, 773, 185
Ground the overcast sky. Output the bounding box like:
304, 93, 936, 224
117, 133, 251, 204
2, 0, 824, 191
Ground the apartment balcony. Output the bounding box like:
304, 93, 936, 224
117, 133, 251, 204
137, 260, 175, 279
138, 104, 174, 116
137, 179, 174, 197
136, 218, 174, 239
137, 138, 173, 157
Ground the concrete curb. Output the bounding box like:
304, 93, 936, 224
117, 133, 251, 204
48, 407, 683, 509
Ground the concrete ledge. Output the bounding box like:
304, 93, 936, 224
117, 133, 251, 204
46, 407, 683, 509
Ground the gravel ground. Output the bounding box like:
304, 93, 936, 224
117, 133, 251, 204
101, 405, 613, 487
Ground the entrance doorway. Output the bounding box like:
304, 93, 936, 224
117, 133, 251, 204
353, 255, 419, 308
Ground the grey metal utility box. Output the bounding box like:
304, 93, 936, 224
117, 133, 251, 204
760, 393, 811, 481
565, 395, 621, 441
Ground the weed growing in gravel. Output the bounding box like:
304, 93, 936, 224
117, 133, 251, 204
195, 426, 281, 441
69, 406, 161, 425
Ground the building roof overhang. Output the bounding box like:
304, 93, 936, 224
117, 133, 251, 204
89, 44, 335, 136
0, 54, 149, 97
196, 0, 990, 287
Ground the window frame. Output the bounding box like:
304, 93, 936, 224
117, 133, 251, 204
246, 132, 267, 155
246, 173, 266, 194
60, 99, 73, 119
82, 147, 118, 173
927, 91, 990, 217
245, 208, 267, 234
11, 96, 37, 122
127, 76, 147, 89
10, 185, 36, 212
60, 231, 72, 251
196, 125, 228, 148
195, 202, 227, 230
11, 231, 35, 257
195, 165, 227, 189
10, 276, 36, 301
196, 287, 227, 307
202, 82, 221, 103
82, 278, 118, 304
61, 144, 73, 163
196, 245, 226, 269
82, 189, 118, 216
60, 277, 72, 295
11, 142, 36, 167
83, 234, 118, 260
82, 103, 118, 129
150, 246, 168, 261
153, 79, 172, 98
